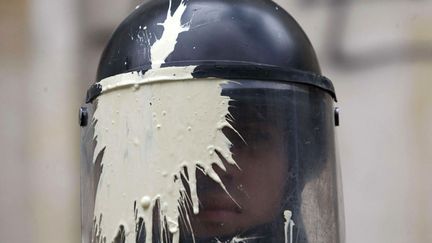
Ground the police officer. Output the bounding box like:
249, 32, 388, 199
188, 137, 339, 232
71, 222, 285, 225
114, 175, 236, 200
80, 0, 344, 242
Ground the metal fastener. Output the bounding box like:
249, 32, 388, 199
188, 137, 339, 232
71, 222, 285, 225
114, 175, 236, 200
334, 107, 340, 127
79, 106, 89, 127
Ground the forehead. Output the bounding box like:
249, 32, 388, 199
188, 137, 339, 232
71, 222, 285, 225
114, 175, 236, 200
224, 86, 295, 126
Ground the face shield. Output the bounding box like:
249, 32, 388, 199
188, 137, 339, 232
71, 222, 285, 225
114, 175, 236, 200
80, 67, 344, 243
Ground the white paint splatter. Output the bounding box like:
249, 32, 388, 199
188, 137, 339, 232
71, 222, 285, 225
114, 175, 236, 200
92, 67, 238, 242
151, 0, 190, 69
99, 66, 197, 93
140, 196, 151, 209
284, 210, 295, 243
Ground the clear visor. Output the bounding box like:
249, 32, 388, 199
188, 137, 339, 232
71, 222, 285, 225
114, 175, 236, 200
81, 78, 343, 243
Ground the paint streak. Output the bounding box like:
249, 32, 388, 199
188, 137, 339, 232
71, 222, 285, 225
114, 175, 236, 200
134, 201, 146, 243
284, 210, 295, 243
151, 0, 190, 69
91, 67, 238, 242
92, 214, 106, 243
94, 148, 105, 202
113, 225, 126, 243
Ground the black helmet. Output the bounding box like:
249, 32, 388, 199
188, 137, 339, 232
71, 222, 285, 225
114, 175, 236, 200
80, 0, 344, 242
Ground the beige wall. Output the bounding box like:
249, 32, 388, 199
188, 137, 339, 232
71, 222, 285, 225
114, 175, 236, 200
281, 2, 432, 243
0, 0, 430, 242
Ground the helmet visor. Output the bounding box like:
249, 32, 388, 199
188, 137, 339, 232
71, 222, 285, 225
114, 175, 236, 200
81, 76, 343, 243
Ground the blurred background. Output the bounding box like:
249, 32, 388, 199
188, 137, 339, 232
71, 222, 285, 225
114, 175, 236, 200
0, 0, 431, 242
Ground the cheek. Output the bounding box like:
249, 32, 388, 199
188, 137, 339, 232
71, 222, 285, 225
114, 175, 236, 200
237, 155, 288, 220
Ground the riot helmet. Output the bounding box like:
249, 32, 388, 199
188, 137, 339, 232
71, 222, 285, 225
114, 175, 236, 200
80, 0, 344, 242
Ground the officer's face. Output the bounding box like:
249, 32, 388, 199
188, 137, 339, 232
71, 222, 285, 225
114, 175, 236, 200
189, 121, 288, 238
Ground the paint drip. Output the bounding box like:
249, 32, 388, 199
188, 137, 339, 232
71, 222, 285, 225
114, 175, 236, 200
284, 210, 295, 243
91, 67, 238, 243
151, 0, 190, 69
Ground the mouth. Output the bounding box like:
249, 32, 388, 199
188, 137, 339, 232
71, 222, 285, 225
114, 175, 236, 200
197, 200, 242, 222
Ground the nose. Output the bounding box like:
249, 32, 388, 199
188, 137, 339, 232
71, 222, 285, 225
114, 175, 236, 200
196, 149, 241, 194
214, 149, 242, 178
196, 166, 223, 193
